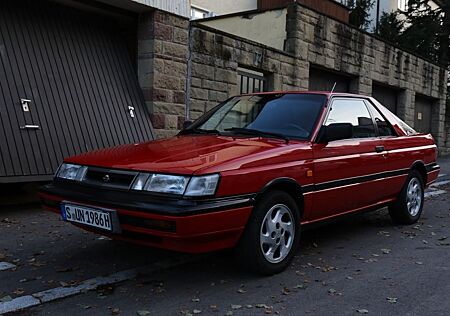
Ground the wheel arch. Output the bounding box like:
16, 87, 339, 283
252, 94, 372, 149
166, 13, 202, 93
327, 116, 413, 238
255, 178, 305, 218
410, 160, 427, 185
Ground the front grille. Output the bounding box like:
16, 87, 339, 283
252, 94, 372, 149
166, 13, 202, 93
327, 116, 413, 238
82, 167, 137, 190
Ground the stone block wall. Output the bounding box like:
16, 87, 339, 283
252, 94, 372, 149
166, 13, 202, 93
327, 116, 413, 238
136, 6, 448, 153
286, 3, 448, 149
188, 25, 307, 120
137, 10, 189, 139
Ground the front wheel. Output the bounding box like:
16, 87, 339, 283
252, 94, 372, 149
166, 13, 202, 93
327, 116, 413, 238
234, 190, 301, 275
389, 170, 424, 225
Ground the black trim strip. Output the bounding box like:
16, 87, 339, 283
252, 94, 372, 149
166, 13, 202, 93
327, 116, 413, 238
303, 168, 410, 193
40, 182, 255, 216
425, 163, 439, 173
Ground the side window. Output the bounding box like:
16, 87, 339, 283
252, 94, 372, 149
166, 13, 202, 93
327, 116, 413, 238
325, 99, 376, 138
365, 102, 397, 137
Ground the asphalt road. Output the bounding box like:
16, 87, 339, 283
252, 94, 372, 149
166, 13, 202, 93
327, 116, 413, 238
0, 166, 449, 316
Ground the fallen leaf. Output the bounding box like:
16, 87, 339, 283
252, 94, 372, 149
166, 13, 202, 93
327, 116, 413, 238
13, 288, 24, 295
356, 309, 369, 314
231, 304, 242, 310
111, 308, 120, 315
386, 297, 398, 304
0, 295, 12, 302
381, 249, 391, 254
281, 287, 290, 295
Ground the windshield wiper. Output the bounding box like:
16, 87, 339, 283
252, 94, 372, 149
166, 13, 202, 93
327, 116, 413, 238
224, 127, 289, 143
179, 128, 221, 136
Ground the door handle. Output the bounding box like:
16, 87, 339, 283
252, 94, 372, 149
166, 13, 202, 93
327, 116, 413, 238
20, 124, 40, 130
375, 145, 385, 153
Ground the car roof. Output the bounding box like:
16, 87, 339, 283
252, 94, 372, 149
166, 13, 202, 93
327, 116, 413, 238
242, 91, 370, 99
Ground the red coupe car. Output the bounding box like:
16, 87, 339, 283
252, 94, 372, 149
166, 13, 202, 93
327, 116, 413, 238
40, 92, 440, 275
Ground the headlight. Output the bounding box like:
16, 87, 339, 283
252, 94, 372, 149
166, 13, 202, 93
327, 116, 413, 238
131, 173, 219, 196
185, 174, 219, 196
56, 163, 87, 181
144, 174, 189, 195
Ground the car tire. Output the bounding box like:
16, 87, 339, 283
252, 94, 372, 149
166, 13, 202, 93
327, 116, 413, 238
388, 170, 425, 225
234, 190, 301, 275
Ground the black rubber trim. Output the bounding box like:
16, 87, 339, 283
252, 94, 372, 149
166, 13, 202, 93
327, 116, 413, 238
40, 182, 255, 216
302, 168, 411, 193
425, 162, 439, 173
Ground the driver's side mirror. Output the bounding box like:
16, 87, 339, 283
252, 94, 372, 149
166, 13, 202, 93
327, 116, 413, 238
316, 123, 353, 143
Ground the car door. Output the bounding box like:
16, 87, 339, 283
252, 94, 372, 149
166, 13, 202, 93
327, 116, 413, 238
364, 100, 406, 200
308, 97, 388, 221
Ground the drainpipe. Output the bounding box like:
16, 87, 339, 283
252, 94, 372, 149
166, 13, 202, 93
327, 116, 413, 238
185, 23, 193, 121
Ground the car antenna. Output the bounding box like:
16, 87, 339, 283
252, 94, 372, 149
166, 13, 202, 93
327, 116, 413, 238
330, 82, 337, 93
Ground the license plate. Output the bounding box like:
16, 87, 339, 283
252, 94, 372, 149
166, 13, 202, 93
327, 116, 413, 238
61, 203, 117, 232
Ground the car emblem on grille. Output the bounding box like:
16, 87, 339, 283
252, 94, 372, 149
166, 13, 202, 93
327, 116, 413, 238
102, 174, 111, 182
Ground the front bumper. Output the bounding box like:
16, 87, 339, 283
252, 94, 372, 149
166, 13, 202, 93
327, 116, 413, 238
39, 183, 255, 253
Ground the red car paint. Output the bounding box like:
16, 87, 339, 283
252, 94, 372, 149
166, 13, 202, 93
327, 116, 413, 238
40, 92, 440, 253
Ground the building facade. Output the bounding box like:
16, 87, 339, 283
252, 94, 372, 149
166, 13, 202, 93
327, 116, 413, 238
0, 0, 448, 183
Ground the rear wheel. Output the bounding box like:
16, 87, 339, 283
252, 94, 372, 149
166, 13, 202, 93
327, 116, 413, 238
389, 170, 424, 225
234, 190, 301, 275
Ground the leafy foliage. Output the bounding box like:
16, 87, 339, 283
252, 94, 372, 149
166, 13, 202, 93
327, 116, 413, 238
348, 0, 375, 30
378, 11, 404, 46
376, 0, 449, 67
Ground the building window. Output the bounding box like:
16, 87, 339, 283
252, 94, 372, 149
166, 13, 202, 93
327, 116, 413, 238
238, 68, 265, 94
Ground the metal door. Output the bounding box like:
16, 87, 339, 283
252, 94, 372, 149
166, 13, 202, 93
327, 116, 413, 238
0, 0, 154, 182
308, 67, 350, 92
414, 96, 433, 134
372, 83, 398, 114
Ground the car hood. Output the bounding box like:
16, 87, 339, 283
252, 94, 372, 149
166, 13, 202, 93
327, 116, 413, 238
65, 135, 311, 175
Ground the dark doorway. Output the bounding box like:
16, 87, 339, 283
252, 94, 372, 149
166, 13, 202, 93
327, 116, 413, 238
308, 67, 351, 92
414, 95, 434, 134
372, 83, 399, 114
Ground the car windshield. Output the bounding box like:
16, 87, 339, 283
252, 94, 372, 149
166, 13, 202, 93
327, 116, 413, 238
193, 94, 327, 140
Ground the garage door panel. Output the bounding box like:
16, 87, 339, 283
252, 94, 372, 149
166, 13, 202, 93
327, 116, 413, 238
7, 4, 60, 175
0, 0, 154, 181
65, 12, 118, 149
0, 6, 37, 176
309, 67, 350, 93
107, 31, 152, 143
29, 4, 76, 160
48, 7, 106, 152
93, 28, 137, 144
372, 84, 398, 114
414, 96, 433, 134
